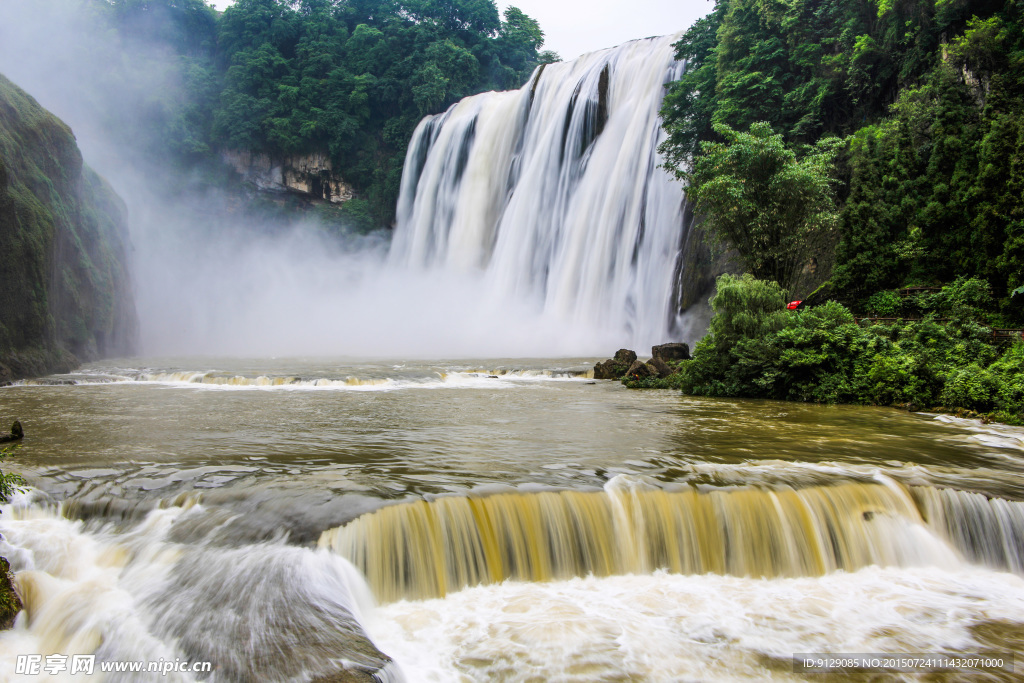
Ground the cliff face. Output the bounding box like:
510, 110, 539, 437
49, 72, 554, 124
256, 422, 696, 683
222, 149, 355, 204
0, 73, 137, 381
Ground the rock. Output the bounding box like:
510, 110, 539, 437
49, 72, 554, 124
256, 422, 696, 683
647, 357, 673, 379
594, 359, 627, 380
309, 669, 378, 683
222, 149, 355, 204
626, 360, 653, 379
652, 343, 690, 362
0, 421, 22, 444
613, 349, 637, 365
594, 349, 639, 380
0, 557, 21, 630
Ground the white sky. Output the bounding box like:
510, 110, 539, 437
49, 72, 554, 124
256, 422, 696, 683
207, 0, 712, 61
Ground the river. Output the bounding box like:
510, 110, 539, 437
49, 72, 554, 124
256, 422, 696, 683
1, 357, 1022, 681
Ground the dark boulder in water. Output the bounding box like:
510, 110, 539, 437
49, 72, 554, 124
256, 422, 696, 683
594, 349, 638, 379
614, 349, 638, 364
652, 343, 690, 362
0, 421, 22, 444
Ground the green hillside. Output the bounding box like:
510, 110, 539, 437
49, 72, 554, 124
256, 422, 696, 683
0, 73, 136, 381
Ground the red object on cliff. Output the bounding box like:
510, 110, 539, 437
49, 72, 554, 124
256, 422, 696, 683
787, 300, 803, 310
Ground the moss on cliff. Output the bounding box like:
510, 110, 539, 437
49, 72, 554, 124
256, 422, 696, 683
0, 557, 20, 630
0, 73, 136, 381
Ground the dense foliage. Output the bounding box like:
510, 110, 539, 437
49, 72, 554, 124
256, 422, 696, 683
684, 122, 842, 290
0, 446, 23, 503
674, 274, 1024, 423
83, 0, 556, 225
661, 0, 1024, 323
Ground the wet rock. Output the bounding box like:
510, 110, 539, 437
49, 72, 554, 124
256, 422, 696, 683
652, 343, 690, 362
0, 421, 22, 444
0, 557, 22, 630
626, 360, 653, 379
647, 357, 673, 379
594, 359, 626, 380
593, 349, 638, 380
614, 349, 637, 365
309, 667, 379, 682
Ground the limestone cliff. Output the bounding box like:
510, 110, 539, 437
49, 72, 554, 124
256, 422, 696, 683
0, 73, 137, 381
222, 149, 355, 204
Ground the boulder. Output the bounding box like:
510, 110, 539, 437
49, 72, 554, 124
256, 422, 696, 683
647, 357, 673, 379
626, 360, 653, 379
0, 557, 21, 630
593, 349, 638, 380
0, 421, 22, 444
594, 359, 627, 380
652, 343, 690, 362
613, 349, 637, 365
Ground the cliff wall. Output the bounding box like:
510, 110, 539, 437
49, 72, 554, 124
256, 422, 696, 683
0, 73, 137, 381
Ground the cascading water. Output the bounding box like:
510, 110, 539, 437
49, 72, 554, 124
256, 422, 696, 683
390, 35, 693, 349
319, 477, 1024, 603
3, 357, 1024, 680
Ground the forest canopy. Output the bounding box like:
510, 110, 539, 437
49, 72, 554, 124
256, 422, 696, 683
660, 0, 1024, 323
82, 0, 557, 225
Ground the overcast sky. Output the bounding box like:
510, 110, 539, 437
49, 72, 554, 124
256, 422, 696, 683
207, 0, 712, 61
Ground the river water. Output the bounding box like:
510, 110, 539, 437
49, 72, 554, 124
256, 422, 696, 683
1, 357, 1023, 681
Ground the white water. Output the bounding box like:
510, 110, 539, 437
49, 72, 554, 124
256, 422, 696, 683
391, 35, 693, 351
3, 482, 1023, 682
369, 566, 1024, 682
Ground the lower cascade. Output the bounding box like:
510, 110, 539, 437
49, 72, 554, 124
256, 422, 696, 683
319, 477, 1024, 603
389, 35, 692, 349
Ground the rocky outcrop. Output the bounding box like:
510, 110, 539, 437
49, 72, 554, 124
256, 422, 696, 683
0, 557, 21, 630
647, 357, 673, 378
0, 73, 137, 381
671, 206, 738, 317
625, 359, 653, 379
222, 149, 355, 204
597, 344, 690, 386
594, 349, 637, 379
652, 343, 690, 362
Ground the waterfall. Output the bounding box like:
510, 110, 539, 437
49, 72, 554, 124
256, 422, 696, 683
915, 486, 1024, 573
316, 478, 1024, 603
390, 35, 692, 349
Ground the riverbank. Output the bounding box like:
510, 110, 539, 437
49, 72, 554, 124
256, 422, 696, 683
608, 274, 1024, 427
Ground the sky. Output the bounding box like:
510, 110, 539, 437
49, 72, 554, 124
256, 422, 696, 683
207, 0, 713, 61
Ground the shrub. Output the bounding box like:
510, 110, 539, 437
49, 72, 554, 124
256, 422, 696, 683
941, 364, 999, 412
677, 274, 1022, 422
865, 290, 902, 316
0, 446, 23, 503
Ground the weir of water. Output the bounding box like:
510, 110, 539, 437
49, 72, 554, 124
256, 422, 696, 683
390, 34, 693, 349
4, 358, 1024, 680
320, 476, 1024, 603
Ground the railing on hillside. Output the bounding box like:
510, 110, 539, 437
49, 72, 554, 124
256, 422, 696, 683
855, 317, 950, 324
854, 316, 1024, 342
896, 286, 942, 297
993, 328, 1024, 342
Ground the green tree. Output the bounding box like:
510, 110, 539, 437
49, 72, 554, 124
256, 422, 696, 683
0, 446, 24, 503
685, 122, 842, 290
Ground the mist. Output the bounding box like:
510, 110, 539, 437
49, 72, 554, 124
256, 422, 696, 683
0, 0, 694, 360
